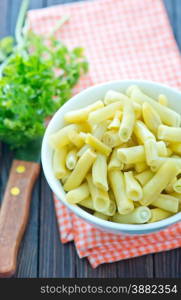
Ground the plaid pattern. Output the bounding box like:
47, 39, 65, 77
28, 0, 181, 268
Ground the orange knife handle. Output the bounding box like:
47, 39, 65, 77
0, 160, 40, 277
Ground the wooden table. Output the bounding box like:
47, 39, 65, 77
0, 0, 180, 278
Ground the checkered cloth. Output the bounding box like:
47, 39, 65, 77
28, 0, 181, 268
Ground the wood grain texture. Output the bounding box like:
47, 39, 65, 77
0, 0, 180, 278
0, 160, 40, 277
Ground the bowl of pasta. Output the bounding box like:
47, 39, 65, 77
42, 80, 181, 235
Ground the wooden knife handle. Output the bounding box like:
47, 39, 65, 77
0, 160, 40, 277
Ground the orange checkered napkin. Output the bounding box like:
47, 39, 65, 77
28, 0, 181, 268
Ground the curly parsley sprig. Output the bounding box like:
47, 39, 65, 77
0, 0, 88, 149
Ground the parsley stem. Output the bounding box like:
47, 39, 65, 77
49, 14, 70, 37
15, 0, 29, 46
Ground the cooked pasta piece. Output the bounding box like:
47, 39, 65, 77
173, 178, 181, 193
165, 177, 177, 193
134, 162, 148, 173
122, 163, 134, 171
61, 171, 71, 184
166, 147, 173, 157
108, 149, 124, 171
150, 157, 181, 172
86, 174, 110, 212
68, 130, 84, 148
64, 149, 96, 191
79, 197, 94, 210
133, 120, 155, 144
77, 144, 91, 157
112, 206, 151, 224
102, 130, 122, 148
64, 100, 104, 123
117, 141, 165, 164
104, 90, 142, 119
135, 169, 154, 186
140, 160, 178, 206
152, 194, 179, 213
109, 170, 134, 214
124, 171, 143, 201
148, 208, 172, 223
65, 149, 78, 170
85, 133, 111, 156
66, 183, 90, 204
92, 154, 108, 191
158, 124, 181, 143
88, 102, 122, 125
158, 94, 168, 106
119, 98, 135, 142
92, 121, 108, 140
53, 147, 67, 179
169, 143, 181, 155
144, 139, 158, 166
142, 102, 162, 134
93, 212, 109, 220
49, 124, 79, 149
127, 85, 181, 127
108, 111, 122, 129
104, 90, 125, 106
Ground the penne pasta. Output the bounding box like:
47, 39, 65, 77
169, 143, 181, 155
93, 212, 109, 220
144, 139, 158, 166
53, 147, 68, 179
158, 94, 168, 106
102, 130, 122, 148
135, 169, 154, 186
64, 149, 96, 191
66, 183, 90, 204
148, 208, 172, 223
124, 171, 143, 201
140, 160, 178, 206
109, 170, 134, 214
52, 86, 181, 225
112, 206, 151, 224
88, 102, 122, 125
119, 98, 135, 142
127, 85, 181, 127
165, 177, 177, 193
117, 141, 165, 164
92, 154, 108, 191
173, 178, 181, 193
134, 161, 148, 173
64, 100, 104, 123
79, 196, 94, 210
142, 102, 162, 135
68, 130, 84, 148
108, 111, 122, 129
92, 121, 108, 140
49, 124, 79, 149
134, 120, 156, 144
86, 174, 110, 212
158, 124, 181, 143
152, 194, 179, 213
65, 149, 78, 170
85, 133, 111, 156
104, 90, 142, 119
77, 144, 91, 157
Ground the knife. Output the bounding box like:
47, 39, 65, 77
0, 139, 41, 277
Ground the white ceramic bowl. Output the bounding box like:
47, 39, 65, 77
41, 80, 181, 235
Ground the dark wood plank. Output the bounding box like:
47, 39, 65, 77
154, 249, 181, 278
38, 174, 76, 277
116, 255, 154, 278
0, 0, 10, 38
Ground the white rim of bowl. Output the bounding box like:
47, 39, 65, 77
41, 79, 181, 233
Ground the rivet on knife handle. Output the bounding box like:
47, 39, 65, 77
0, 160, 40, 277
